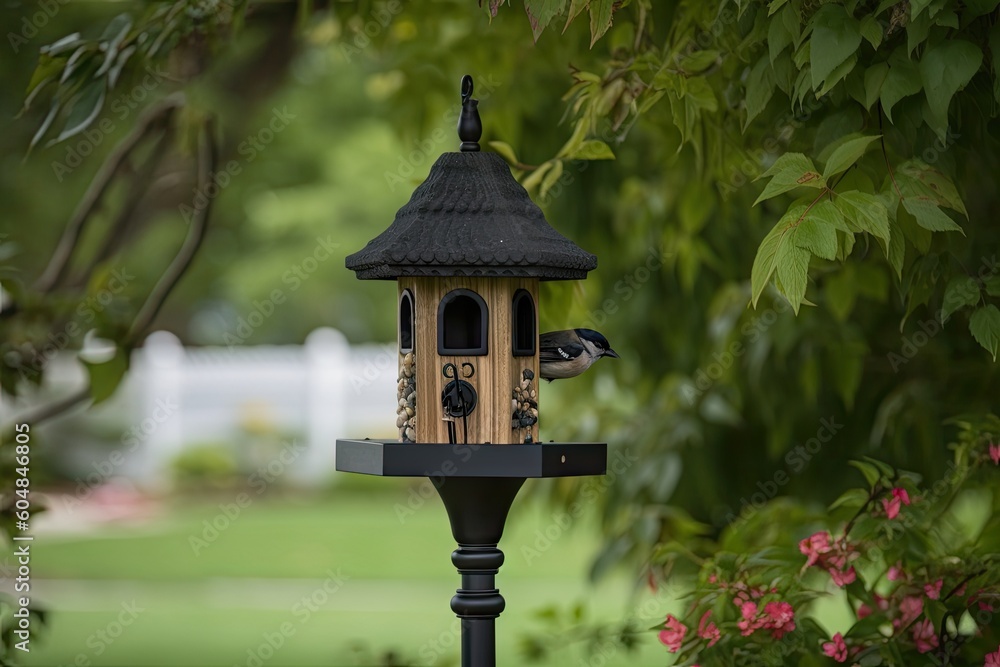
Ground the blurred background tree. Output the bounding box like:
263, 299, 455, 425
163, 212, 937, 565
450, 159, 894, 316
2, 0, 999, 664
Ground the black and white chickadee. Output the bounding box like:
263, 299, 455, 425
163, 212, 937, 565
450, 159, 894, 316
539, 328, 619, 381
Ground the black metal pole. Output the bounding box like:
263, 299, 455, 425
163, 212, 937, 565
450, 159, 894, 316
433, 476, 525, 667
452, 545, 504, 667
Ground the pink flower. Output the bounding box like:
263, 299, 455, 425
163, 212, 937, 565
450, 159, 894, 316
762, 601, 796, 639
912, 618, 938, 653
856, 603, 873, 619
990, 443, 1000, 466
696, 610, 721, 647
882, 497, 901, 519
799, 531, 832, 568
737, 601, 760, 636
657, 614, 687, 653
984, 645, 1000, 667
971, 589, 995, 612
829, 566, 857, 587
823, 632, 848, 663
887, 563, 904, 581
924, 579, 943, 600
896, 595, 924, 628
882, 488, 911, 519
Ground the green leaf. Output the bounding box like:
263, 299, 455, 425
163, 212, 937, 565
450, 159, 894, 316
488, 140, 519, 165
39, 31, 83, 56
751, 202, 806, 307
849, 460, 882, 487
985, 275, 1000, 297
901, 198, 964, 233
965, 0, 1000, 17
897, 203, 932, 252
108, 44, 136, 88
555, 118, 589, 159
679, 50, 719, 74
571, 140, 615, 160
910, 0, 934, 18
822, 134, 880, 179
83, 348, 130, 404
887, 219, 905, 279
540, 159, 564, 197
793, 200, 842, 260
860, 15, 883, 49
29, 100, 59, 152
745, 56, 776, 129
754, 154, 825, 205
100, 13, 132, 44
776, 236, 810, 312
817, 54, 858, 97
685, 77, 717, 112
562, 0, 587, 30
588, 0, 614, 47
768, 12, 793, 63
521, 161, 552, 192
25, 53, 66, 101
969, 305, 1000, 361
941, 275, 980, 323
810, 5, 862, 90
834, 191, 890, 244
524, 0, 567, 41
829, 487, 870, 512
768, 0, 790, 15
881, 50, 923, 123
919, 40, 983, 139
896, 159, 967, 216
51, 81, 106, 146
863, 62, 890, 110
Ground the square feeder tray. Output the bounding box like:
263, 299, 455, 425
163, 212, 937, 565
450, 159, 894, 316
335, 439, 607, 478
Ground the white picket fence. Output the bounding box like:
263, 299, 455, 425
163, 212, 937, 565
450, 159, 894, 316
22, 329, 399, 486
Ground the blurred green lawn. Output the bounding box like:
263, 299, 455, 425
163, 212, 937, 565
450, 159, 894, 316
24, 483, 674, 666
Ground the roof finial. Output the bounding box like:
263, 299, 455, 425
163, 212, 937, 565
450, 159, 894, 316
458, 74, 481, 152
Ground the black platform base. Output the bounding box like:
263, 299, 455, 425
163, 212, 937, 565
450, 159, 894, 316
335, 439, 607, 477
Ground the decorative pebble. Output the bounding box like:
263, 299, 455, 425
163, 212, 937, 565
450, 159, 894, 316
511, 371, 538, 436
397, 353, 417, 442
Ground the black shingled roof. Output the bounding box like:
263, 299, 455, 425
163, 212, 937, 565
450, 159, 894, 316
345, 152, 597, 280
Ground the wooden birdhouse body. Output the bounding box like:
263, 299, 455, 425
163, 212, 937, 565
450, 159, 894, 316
346, 93, 595, 447
400, 276, 540, 445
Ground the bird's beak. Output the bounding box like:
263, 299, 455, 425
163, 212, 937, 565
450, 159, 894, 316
603, 349, 620, 359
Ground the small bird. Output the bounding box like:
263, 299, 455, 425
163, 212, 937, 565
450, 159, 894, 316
539, 328, 619, 381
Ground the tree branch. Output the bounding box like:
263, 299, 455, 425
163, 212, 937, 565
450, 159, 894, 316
33, 96, 183, 294
72, 118, 178, 285
3, 110, 213, 438
4, 387, 91, 439
126, 115, 218, 343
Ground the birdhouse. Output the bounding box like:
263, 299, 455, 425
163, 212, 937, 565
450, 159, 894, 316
337, 77, 608, 667
345, 76, 597, 446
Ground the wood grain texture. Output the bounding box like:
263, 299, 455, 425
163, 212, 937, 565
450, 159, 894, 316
399, 277, 539, 444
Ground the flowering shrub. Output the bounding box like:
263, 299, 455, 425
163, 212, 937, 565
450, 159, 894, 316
648, 417, 1000, 666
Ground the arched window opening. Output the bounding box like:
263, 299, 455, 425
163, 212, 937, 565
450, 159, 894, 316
438, 289, 488, 356
399, 290, 414, 353
511, 289, 535, 357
